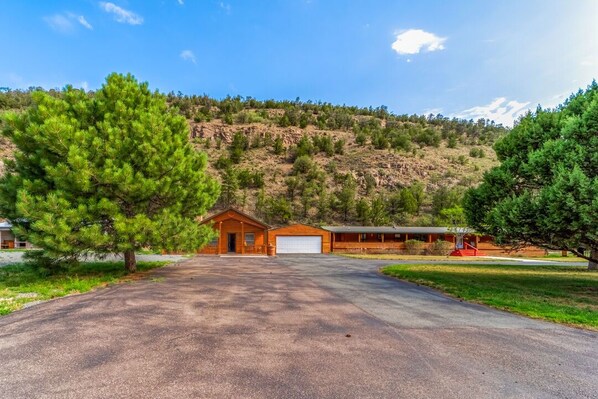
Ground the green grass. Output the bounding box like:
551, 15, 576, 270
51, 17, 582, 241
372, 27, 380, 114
341, 254, 496, 261
342, 253, 587, 263
0, 261, 170, 316
381, 263, 598, 329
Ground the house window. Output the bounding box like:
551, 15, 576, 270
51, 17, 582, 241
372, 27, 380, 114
410, 234, 428, 242
360, 233, 367, 241
245, 232, 255, 245
208, 236, 218, 246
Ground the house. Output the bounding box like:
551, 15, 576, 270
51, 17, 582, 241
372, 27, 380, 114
0, 221, 32, 249
197, 208, 545, 256
198, 208, 331, 255
198, 208, 270, 255
324, 225, 544, 256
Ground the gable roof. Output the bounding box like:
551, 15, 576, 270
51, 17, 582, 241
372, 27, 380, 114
201, 207, 269, 229
269, 223, 329, 233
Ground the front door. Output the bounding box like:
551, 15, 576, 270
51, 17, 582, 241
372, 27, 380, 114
227, 233, 236, 253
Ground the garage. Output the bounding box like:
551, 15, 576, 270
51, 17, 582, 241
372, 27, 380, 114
276, 236, 322, 254
268, 224, 331, 255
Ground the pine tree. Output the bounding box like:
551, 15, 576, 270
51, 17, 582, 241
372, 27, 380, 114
273, 136, 285, 155
219, 167, 239, 207
369, 195, 390, 226
464, 82, 598, 269
0, 73, 220, 272
316, 189, 331, 223
335, 176, 356, 221
356, 198, 371, 225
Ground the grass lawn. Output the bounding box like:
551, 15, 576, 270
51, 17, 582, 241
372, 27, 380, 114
0, 261, 170, 316
342, 254, 493, 262
381, 263, 598, 330
342, 253, 587, 263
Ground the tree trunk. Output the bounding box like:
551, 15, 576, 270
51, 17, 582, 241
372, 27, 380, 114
589, 249, 598, 271
124, 250, 137, 273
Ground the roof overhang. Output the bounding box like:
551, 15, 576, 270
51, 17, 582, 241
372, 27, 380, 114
322, 226, 474, 234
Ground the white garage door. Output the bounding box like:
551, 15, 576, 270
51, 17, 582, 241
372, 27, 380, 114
276, 236, 322, 254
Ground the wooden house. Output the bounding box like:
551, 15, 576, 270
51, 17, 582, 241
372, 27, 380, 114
198, 208, 269, 255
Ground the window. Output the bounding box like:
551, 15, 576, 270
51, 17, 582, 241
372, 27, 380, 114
360, 233, 367, 241
409, 234, 428, 242
208, 236, 219, 246
245, 232, 255, 245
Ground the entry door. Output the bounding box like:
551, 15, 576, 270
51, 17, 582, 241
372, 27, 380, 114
227, 233, 236, 253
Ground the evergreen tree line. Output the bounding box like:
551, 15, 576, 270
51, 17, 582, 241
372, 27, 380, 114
1, 88, 509, 147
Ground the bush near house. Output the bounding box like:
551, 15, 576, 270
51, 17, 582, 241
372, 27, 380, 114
427, 240, 453, 255
404, 239, 425, 255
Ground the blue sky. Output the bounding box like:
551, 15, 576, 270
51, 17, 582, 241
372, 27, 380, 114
1, 0, 596, 126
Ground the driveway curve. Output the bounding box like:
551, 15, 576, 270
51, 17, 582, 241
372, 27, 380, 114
0, 255, 596, 398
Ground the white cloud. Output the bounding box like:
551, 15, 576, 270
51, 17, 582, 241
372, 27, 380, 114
177, 0, 184, 4
219, 2, 231, 13
455, 98, 531, 127
45, 13, 93, 32
76, 15, 93, 30
99, 2, 143, 25
391, 29, 446, 56
180, 50, 196, 64
44, 14, 74, 33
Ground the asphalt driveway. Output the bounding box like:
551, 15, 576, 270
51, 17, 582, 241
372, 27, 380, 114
0, 255, 596, 398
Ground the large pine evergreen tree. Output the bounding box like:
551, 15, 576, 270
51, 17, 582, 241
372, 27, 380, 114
0, 73, 220, 272
464, 82, 597, 269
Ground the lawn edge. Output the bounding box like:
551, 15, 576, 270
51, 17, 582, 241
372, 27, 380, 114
379, 265, 598, 332
0, 260, 178, 317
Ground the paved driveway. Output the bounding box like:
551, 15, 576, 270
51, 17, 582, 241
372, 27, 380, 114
0, 256, 596, 398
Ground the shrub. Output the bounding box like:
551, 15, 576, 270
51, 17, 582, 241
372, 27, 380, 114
273, 136, 285, 155
355, 131, 367, 146
222, 112, 234, 125
447, 135, 458, 148
391, 133, 412, 152
371, 131, 389, 149
229, 131, 249, 163
334, 138, 345, 155
469, 147, 486, 158
292, 155, 314, 175
214, 155, 232, 170
404, 239, 425, 255
427, 240, 453, 255
313, 134, 334, 156
22, 250, 77, 276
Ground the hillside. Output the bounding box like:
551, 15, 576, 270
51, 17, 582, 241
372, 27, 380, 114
0, 89, 508, 226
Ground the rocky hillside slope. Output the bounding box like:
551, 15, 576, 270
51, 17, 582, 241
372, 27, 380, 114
0, 89, 508, 226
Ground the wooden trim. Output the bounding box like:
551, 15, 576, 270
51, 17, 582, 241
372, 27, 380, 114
241, 222, 245, 255
202, 207, 269, 229
218, 222, 222, 255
